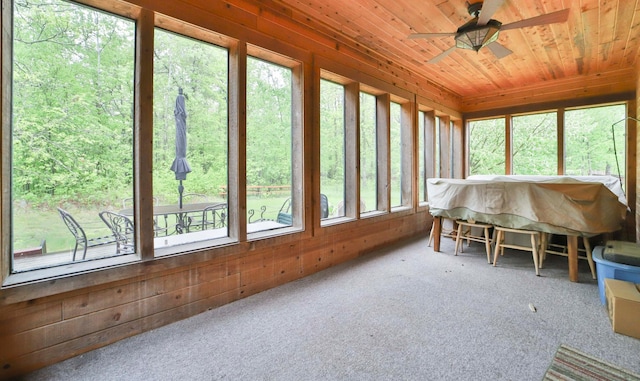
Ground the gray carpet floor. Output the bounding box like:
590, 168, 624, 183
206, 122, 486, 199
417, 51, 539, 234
19, 236, 640, 380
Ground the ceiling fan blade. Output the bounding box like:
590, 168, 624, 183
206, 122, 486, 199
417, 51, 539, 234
477, 0, 505, 26
501, 8, 570, 31
408, 32, 457, 39
486, 41, 512, 59
428, 46, 457, 64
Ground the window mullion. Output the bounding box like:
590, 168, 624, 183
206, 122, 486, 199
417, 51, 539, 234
135, 8, 156, 260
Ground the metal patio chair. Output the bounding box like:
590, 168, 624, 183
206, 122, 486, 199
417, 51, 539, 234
57, 208, 117, 261
99, 211, 135, 255
200, 204, 228, 230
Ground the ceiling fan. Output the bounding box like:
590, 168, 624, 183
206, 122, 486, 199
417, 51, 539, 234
408, 0, 570, 63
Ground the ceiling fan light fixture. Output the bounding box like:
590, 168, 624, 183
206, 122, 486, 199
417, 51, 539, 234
455, 19, 501, 51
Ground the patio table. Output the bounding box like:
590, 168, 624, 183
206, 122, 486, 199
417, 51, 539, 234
120, 202, 226, 235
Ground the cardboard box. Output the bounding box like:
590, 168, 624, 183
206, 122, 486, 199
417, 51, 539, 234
604, 278, 640, 339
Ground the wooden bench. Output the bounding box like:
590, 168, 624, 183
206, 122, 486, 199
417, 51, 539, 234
454, 220, 493, 264
14, 239, 46, 258
218, 185, 291, 199
493, 226, 541, 276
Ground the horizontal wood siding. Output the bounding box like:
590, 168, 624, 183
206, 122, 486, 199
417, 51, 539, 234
0, 213, 430, 378
637, 67, 640, 243
462, 68, 637, 114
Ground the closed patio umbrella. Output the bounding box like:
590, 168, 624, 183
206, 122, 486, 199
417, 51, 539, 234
170, 87, 192, 209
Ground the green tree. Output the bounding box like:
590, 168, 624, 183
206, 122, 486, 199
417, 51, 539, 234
468, 118, 505, 175
246, 58, 292, 186
512, 112, 557, 175
153, 29, 229, 199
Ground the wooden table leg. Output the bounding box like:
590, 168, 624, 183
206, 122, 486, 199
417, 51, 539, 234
433, 216, 442, 252
567, 235, 578, 282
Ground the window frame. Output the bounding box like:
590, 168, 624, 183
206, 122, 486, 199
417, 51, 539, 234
465, 101, 631, 182
244, 50, 304, 238
466, 116, 507, 176
417, 109, 436, 206
511, 110, 559, 176
389, 96, 412, 210
563, 103, 627, 177
318, 75, 349, 223
2, 0, 144, 286
314, 74, 382, 223
150, 25, 232, 255
0, 0, 306, 294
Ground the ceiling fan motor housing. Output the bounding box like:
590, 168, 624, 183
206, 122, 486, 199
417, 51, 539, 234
467, 1, 483, 17
455, 19, 502, 51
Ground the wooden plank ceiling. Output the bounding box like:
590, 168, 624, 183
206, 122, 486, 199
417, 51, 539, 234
269, 0, 640, 99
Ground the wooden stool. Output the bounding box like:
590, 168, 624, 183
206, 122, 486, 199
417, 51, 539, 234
539, 233, 596, 279
493, 226, 541, 276
454, 220, 493, 263
428, 217, 457, 247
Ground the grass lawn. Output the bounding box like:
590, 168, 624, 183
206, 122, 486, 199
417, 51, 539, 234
12, 195, 292, 254
12, 183, 374, 255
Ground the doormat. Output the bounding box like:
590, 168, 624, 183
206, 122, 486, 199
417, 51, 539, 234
543, 344, 640, 381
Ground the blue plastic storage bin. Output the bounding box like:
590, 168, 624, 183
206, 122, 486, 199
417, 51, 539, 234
592, 246, 640, 304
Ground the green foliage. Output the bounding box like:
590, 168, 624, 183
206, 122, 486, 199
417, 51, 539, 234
246, 58, 292, 186
418, 112, 426, 201
512, 112, 558, 175
469, 105, 627, 177
469, 118, 506, 175
390, 102, 402, 206
13, 0, 135, 203
320, 79, 345, 185
360, 92, 377, 210
152, 28, 229, 200
565, 104, 626, 177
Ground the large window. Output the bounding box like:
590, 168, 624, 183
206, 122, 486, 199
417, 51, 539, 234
246, 57, 294, 232
512, 111, 557, 175
418, 111, 426, 203
565, 104, 626, 178
11, 0, 136, 272
4, 0, 457, 283
5, 0, 305, 280
468, 118, 505, 175
320, 79, 345, 219
152, 28, 229, 252
360, 92, 377, 213
467, 103, 628, 180
390, 102, 402, 207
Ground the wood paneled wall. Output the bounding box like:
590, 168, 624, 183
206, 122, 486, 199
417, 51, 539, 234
636, 67, 640, 243
0, 0, 439, 378
461, 68, 637, 114
0, 213, 429, 378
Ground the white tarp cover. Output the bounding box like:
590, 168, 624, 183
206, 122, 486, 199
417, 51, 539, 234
427, 176, 628, 237
466, 175, 628, 206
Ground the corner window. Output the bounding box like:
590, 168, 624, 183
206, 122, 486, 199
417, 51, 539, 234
468, 118, 506, 176
565, 104, 626, 178
512, 112, 557, 175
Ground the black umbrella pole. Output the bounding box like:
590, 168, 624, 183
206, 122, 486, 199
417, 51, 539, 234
179, 180, 184, 209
